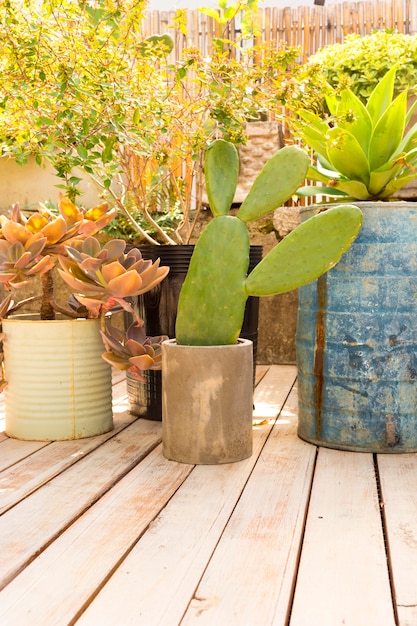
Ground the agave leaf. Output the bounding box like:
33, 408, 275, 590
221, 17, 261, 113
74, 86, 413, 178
366, 65, 396, 125
304, 165, 335, 184
399, 122, 417, 154
296, 185, 350, 198
316, 153, 338, 172
378, 174, 417, 198
368, 163, 402, 197
325, 91, 339, 116
327, 127, 370, 185
297, 109, 330, 135
295, 111, 330, 161
329, 179, 371, 199
369, 91, 407, 171
405, 99, 417, 128
336, 89, 372, 153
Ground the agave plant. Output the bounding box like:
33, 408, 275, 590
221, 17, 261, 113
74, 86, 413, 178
0, 196, 169, 389
293, 66, 417, 200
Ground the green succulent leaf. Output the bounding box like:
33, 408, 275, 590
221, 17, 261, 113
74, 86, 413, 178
335, 89, 372, 153
378, 174, 417, 199
369, 91, 407, 171
368, 164, 401, 197
366, 65, 396, 125
296, 186, 349, 198
245, 205, 363, 296
326, 127, 370, 185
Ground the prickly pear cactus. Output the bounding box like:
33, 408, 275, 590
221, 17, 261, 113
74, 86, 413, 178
176, 140, 363, 346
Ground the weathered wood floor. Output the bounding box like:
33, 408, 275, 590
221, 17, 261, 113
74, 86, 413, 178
0, 365, 416, 625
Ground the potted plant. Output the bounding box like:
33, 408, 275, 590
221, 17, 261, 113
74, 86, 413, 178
292, 66, 417, 452
0, 196, 168, 440
161, 139, 362, 465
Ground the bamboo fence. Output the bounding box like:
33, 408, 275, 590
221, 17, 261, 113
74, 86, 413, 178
143, 0, 413, 61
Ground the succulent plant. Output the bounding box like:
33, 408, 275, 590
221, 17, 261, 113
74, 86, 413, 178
175, 139, 363, 346
100, 319, 166, 381
0, 196, 169, 388
293, 67, 417, 200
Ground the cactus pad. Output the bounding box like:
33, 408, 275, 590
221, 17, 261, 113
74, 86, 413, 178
176, 215, 249, 345
245, 205, 363, 296
205, 140, 239, 216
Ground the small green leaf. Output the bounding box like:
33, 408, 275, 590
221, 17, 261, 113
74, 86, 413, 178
77, 145, 88, 159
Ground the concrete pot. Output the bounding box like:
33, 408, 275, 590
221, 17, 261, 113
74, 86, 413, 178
162, 338, 253, 464
126, 245, 262, 421
3, 316, 113, 440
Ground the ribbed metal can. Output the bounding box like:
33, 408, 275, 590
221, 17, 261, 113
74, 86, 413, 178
296, 202, 417, 452
4, 317, 113, 440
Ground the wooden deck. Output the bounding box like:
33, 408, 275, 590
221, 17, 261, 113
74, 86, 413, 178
0, 365, 416, 625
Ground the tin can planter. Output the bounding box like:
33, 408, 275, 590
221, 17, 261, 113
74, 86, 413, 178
297, 201, 417, 452
3, 316, 113, 441
162, 338, 253, 464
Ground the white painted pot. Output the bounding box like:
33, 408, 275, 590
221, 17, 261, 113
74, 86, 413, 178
162, 338, 253, 464
3, 316, 113, 440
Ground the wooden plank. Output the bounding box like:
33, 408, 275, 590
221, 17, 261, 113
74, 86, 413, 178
255, 364, 269, 386
0, 418, 162, 588
290, 448, 396, 626
181, 385, 316, 625
0, 438, 50, 472
378, 453, 417, 626
253, 364, 297, 420
71, 366, 298, 625
0, 409, 137, 514
0, 445, 192, 625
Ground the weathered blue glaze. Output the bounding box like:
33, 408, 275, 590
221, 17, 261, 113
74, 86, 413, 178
296, 202, 417, 452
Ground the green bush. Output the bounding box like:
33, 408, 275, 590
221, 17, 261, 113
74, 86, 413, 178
291, 31, 417, 113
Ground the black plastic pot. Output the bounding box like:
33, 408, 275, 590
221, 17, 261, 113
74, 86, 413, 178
126, 244, 262, 421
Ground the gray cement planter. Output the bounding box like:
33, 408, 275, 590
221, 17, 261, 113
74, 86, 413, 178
162, 338, 253, 464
